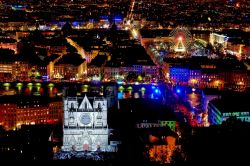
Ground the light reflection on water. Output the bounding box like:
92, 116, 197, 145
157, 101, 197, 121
186, 92, 203, 111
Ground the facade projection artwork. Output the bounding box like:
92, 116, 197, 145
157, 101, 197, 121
62, 95, 109, 152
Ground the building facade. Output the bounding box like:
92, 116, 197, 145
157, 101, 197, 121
208, 98, 250, 125
62, 95, 109, 152
0, 97, 63, 130
166, 59, 248, 91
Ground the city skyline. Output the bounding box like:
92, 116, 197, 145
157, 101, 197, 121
0, 0, 249, 164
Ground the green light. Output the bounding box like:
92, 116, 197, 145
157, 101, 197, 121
35, 83, 41, 91
48, 83, 54, 87
27, 83, 33, 87
16, 83, 23, 86
48, 83, 54, 91
127, 86, 133, 94
35, 71, 40, 77
27, 83, 33, 91
35, 83, 41, 87
137, 75, 143, 81
160, 121, 176, 131
3, 83, 10, 87
3, 83, 10, 91
82, 84, 89, 92
118, 86, 124, 92
16, 83, 23, 91
127, 86, 133, 90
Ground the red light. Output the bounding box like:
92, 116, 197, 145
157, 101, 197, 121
178, 37, 183, 41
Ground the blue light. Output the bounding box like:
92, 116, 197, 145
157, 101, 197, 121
72, 22, 80, 26
100, 16, 108, 19
176, 89, 181, 94
151, 86, 156, 89
118, 92, 123, 99
117, 81, 123, 85
113, 17, 122, 21
100, 16, 109, 21
155, 89, 161, 94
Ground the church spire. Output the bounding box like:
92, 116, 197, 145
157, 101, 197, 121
79, 95, 93, 111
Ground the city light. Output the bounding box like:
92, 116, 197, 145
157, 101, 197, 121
132, 29, 139, 39
0, 0, 249, 162
176, 89, 181, 94
117, 81, 124, 85
62, 96, 110, 152
190, 79, 198, 85
16, 83, 23, 92
236, 3, 240, 8
135, 82, 139, 85
237, 81, 244, 85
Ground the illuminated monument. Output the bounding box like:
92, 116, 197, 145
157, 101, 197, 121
169, 26, 192, 52
62, 95, 109, 152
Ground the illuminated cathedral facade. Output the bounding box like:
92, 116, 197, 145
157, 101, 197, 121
62, 95, 109, 152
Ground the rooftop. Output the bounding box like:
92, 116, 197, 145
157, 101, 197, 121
55, 52, 85, 66
105, 46, 155, 67
89, 54, 107, 67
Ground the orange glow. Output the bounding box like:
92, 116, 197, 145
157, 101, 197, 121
149, 145, 169, 163
237, 81, 244, 85
238, 44, 244, 56
236, 3, 240, 8
149, 135, 159, 143
190, 79, 198, 84
165, 136, 176, 148
214, 80, 223, 86
178, 36, 183, 41
215, 80, 220, 84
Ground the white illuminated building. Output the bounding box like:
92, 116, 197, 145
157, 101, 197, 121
209, 33, 227, 47
62, 95, 109, 152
